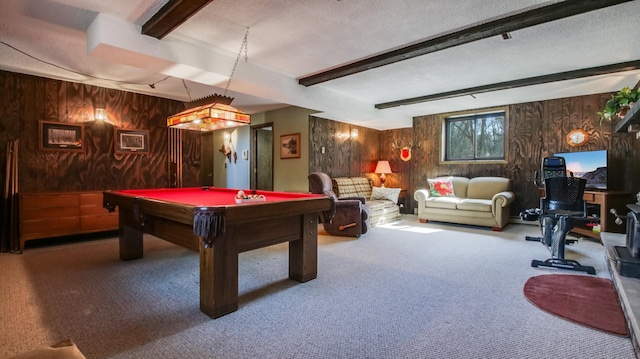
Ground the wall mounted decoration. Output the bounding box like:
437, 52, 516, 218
39, 120, 84, 152
400, 146, 412, 161
280, 133, 301, 159
115, 128, 149, 154
566, 129, 589, 147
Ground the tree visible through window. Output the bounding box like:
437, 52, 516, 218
445, 112, 505, 161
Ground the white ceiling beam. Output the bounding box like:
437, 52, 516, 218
86, 13, 412, 130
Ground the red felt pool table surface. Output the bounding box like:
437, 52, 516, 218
103, 187, 331, 319
114, 187, 321, 206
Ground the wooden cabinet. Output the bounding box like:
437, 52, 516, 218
19, 191, 118, 252
573, 191, 634, 240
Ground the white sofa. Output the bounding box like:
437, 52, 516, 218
414, 176, 515, 231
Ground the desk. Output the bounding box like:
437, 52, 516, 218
103, 187, 330, 319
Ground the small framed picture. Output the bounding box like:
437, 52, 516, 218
280, 133, 301, 159
39, 120, 84, 152
115, 128, 149, 154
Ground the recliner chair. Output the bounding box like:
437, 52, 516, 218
308, 172, 370, 237
526, 176, 596, 274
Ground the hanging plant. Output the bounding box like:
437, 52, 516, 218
598, 86, 640, 124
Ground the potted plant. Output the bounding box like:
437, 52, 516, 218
598, 86, 640, 123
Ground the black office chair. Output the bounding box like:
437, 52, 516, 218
526, 176, 596, 275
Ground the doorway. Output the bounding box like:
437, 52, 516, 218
250, 123, 273, 190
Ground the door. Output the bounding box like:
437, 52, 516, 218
251, 124, 273, 190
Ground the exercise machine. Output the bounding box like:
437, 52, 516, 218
610, 204, 640, 278
524, 156, 597, 274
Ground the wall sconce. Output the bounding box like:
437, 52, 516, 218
375, 160, 392, 187
351, 128, 358, 138
94, 108, 107, 121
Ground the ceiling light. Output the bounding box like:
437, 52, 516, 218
167, 28, 250, 132
167, 94, 250, 132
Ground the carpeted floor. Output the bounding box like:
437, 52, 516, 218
0, 216, 636, 359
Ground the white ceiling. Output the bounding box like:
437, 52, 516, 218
1, 0, 639, 130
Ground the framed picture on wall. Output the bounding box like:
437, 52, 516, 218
280, 133, 301, 159
39, 120, 84, 152
115, 128, 149, 154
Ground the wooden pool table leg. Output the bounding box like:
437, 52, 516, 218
199, 232, 239, 319
119, 209, 143, 261
289, 213, 318, 282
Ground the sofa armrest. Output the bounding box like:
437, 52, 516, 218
340, 196, 367, 204
491, 191, 515, 216
414, 189, 431, 204
492, 191, 515, 207
335, 199, 364, 210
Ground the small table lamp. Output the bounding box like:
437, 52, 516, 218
375, 160, 392, 187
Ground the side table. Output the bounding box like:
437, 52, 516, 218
397, 189, 409, 214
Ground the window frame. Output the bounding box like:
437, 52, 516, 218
440, 107, 508, 164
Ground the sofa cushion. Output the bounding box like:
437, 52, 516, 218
333, 177, 372, 199
456, 198, 492, 212
450, 177, 470, 198
350, 177, 373, 199
333, 178, 356, 197
424, 197, 459, 209
367, 199, 401, 225
466, 177, 511, 200
366, 199, 397, 211
428, 177, 455, 197
370, 187, 401, 203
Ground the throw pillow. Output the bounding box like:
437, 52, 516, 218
370, 187, 401, 203
428, 177, 455, 197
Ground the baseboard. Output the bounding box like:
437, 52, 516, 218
509, 217, 539, 226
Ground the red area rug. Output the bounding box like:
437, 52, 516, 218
523, 274, 629, 336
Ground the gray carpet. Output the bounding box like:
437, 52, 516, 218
0, 216, 635, 359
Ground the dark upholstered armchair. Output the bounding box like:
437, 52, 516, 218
308, 172, 370, 237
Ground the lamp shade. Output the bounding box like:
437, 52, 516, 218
375, 160, 392, 174
94, 108, 107, 121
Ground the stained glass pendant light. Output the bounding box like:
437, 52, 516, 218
167, 94, 250, 131
167, 27, 250, 132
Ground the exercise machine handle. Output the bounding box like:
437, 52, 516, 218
610, 208, 630, 226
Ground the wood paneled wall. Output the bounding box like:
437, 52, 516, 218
412, 94, 637, 216
310, 93, 639, 217
309, 116, 381, 182
0, 70, 201, 193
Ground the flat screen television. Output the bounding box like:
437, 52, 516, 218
554, 149, 608, 190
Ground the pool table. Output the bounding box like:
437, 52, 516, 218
103, 187, 331, 319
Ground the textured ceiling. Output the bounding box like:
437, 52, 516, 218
1, 0, 639, 130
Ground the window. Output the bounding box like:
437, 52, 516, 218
444, 111, 506, 161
